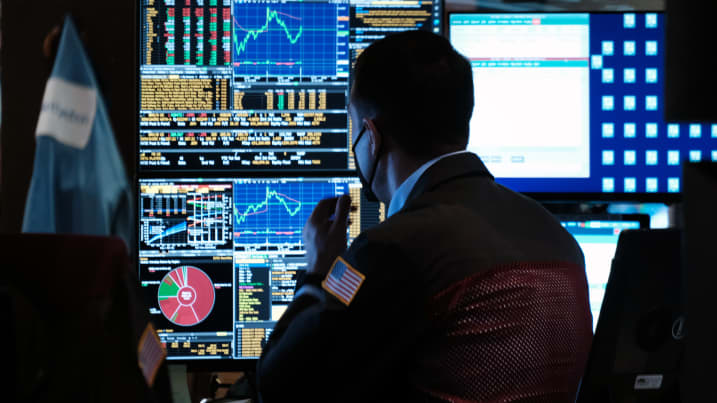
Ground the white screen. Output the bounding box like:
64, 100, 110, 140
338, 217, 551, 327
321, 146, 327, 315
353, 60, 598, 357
450, 14, 591, 178
561, 219, 642, 331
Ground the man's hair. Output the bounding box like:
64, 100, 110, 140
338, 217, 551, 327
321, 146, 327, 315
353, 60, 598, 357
352, 30, 474, 158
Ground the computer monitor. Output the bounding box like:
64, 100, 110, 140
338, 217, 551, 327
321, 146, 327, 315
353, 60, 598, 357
576, 229, 684, 403
449, 12, 717, 200
557, 214, 648, 331
137, 0, 441, 367
138, 0, 444, 175
139, 0, 352, 173
138, 177, 383, 366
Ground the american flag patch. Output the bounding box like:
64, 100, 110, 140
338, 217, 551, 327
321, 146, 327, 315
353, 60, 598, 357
137, 322, 166, 386
322, 257, 365, 306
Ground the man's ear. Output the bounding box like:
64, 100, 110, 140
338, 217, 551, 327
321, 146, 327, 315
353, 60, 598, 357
364, 118, 382, 158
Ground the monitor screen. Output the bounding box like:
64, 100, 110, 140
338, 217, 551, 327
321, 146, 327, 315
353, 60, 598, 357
139, 0, 442, 175
449, 13, 717, 198
138, 177, 383, 361
559, 216, 646, 331
349, 0, 442, 67
138, 0, 438, 364
140, 0, 352, 173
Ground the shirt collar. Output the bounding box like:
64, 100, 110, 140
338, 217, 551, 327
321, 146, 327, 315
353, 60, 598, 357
386, 150, 472, 218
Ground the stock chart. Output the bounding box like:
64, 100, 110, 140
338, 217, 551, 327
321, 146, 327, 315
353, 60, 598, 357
233, 1, 343, 77
140, 182, 233, 251
140, 0, 351, 173
233, 178, 349, 249
138, 0, 406, 360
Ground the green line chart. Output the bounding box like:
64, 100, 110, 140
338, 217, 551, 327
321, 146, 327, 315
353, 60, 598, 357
233, 180, 340, 246
232, 1, 341, 76
234, 8, 304, 57
233, 188, 302, 227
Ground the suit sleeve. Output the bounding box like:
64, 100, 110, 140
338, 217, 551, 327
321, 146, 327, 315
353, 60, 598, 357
256, 236, 424, 402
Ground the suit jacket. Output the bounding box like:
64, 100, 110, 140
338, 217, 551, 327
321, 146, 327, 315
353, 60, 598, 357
257, 153, 592, 402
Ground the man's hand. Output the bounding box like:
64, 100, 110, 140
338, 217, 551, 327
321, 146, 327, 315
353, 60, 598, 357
304, 195, 353, 277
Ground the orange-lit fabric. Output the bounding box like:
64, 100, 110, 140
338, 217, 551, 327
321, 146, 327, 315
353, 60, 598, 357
415, 262, 593, 403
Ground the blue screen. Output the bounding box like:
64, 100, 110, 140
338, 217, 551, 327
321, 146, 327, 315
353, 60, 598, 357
450, 13, 717, 196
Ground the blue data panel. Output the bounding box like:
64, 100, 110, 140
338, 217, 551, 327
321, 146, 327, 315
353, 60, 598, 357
139, 0, 352, 174
232, 0, 349, 77
450, 13, 717, 197
233, 177, 353, 250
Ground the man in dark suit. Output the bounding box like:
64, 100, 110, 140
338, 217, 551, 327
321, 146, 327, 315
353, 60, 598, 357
257, 30, 592, 402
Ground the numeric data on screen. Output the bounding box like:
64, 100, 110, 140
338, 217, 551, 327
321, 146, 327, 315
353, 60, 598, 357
140, 0, 351, 172
138, 0, 428, 361
138, 177, 382, 359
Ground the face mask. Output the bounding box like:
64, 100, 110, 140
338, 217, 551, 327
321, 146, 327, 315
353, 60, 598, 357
352, 124, 382, 202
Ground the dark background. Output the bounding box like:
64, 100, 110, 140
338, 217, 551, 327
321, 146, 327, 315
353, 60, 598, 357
0, 1, 136, 233
0, 1, 665, 234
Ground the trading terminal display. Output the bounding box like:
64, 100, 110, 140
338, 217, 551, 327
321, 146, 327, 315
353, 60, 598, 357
140, 0, 443, 173
141, 254, 235, 358
140, 0, 352, 172
139, 0, 429, 362
345, 0, 442, 150
138, 177, 382, 359
349, 0, 442, 66
140, 182, 233, 251
140, 74, 231, 110
142, 0, 232, 66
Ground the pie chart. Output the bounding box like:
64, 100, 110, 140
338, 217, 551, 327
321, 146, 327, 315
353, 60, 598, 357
158, 266, 215, 326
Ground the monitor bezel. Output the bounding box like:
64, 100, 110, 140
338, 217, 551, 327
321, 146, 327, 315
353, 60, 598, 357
447, 11, 686, 204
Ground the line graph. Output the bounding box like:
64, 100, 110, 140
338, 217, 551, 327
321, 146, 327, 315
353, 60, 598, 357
232, 0, 340, 76
233, 179, 344, 248
234, 9, 304, 56
234, 188, 302, 226
140, 183, 233, 252
148, 220, 188, 245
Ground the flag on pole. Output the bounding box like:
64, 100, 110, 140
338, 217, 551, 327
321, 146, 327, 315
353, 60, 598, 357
22, 15, 132, 248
